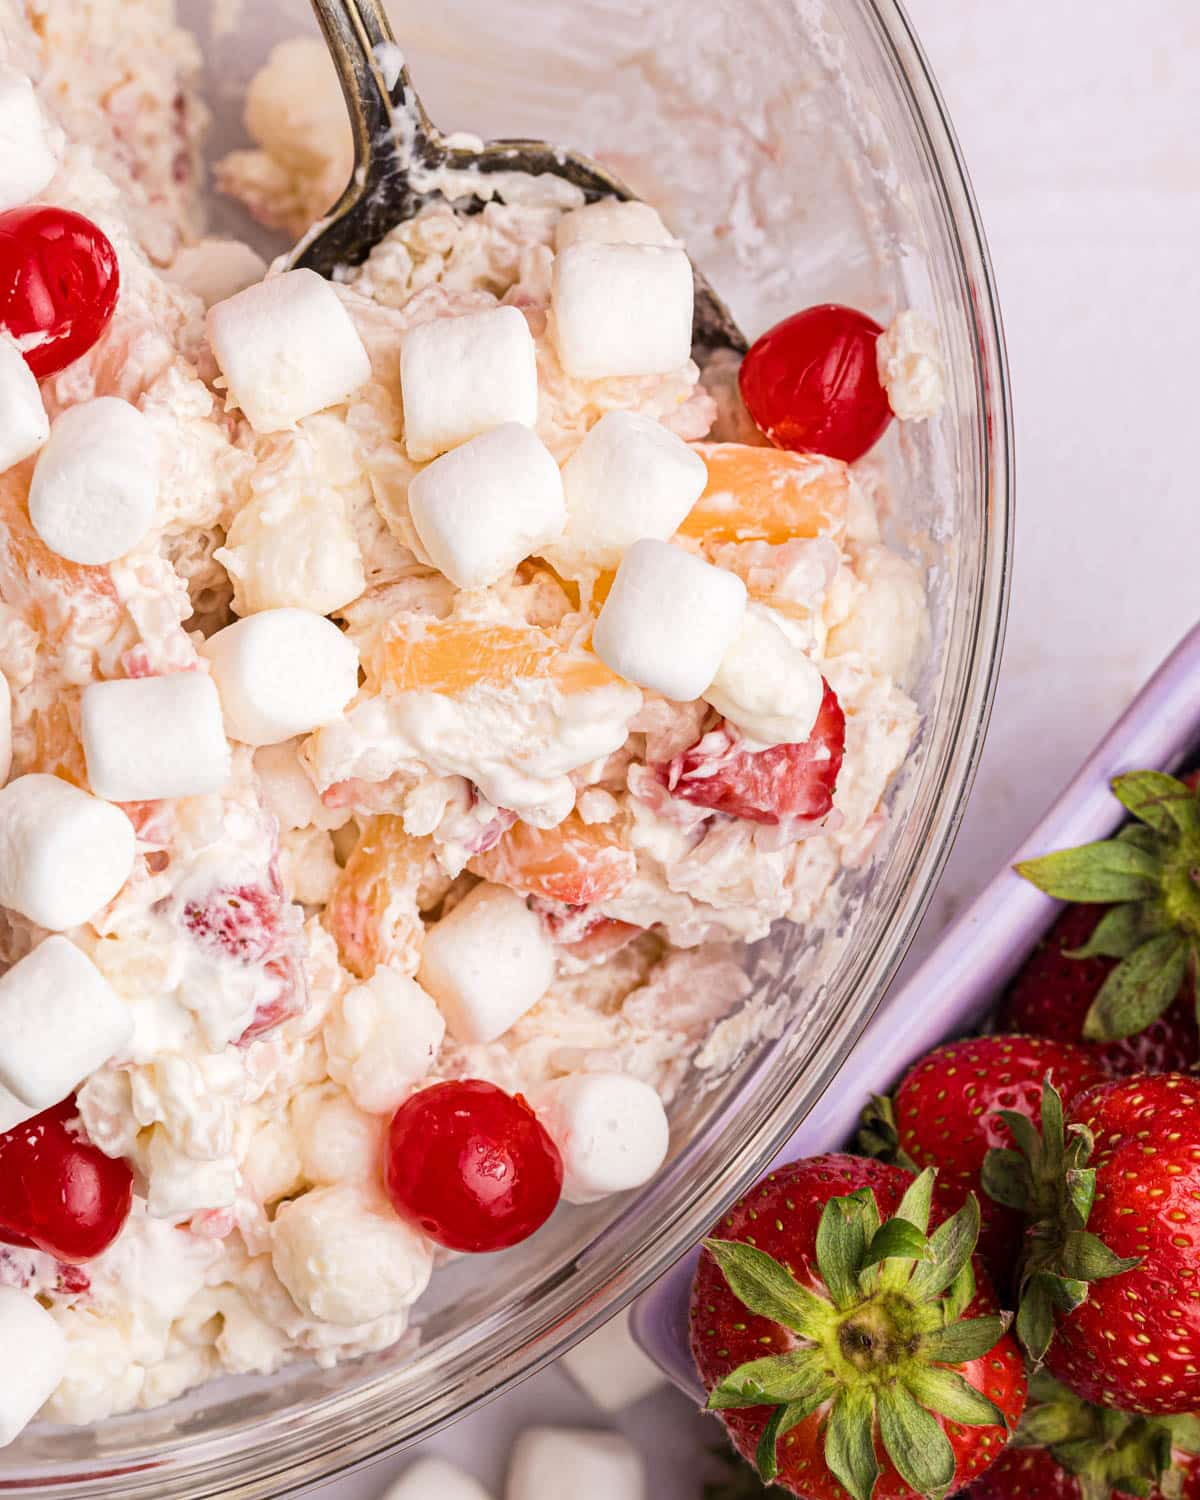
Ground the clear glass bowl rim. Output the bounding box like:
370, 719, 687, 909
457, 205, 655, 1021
3, 2, 1013, 1494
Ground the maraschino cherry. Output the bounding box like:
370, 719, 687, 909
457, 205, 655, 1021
0, 1096, 133, 1262
738, 303, 892, 463
384, 1079, 563, 1253
0, 205, 120, 377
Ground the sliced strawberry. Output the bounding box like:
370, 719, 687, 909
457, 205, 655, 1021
182, 882, 281, 963
657, 681, 844, 826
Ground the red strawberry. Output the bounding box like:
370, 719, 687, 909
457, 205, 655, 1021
658, 683, 845, 826
988, 1074, 1200, 1416
1015, 770, 1200, 1049
858, 1036, 1107, 1288
690, 1153, 1026, 1498
959, 1443, 1083, 1498
999, 905, 1199, 1076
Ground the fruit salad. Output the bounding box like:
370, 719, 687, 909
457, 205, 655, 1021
0, 5, 946, 1443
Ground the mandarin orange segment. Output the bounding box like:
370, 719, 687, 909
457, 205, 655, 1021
469, 811, 635, 906
676, 442, 849, 547
27, 698, 88, 786
325, 816, 429, 979
365, 615, 619, 698
0, 479, 118, 613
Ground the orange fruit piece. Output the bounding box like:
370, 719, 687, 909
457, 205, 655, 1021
325, 816, 429, 979
0, 479, 118, 621
676, 442, 849, 547
364, 615, 619, 699
470, 811, 635, 907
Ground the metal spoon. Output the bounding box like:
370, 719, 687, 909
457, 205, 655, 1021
292, 0, 746, 357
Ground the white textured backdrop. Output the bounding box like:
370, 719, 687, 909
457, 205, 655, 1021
318, 2, 1200, 1494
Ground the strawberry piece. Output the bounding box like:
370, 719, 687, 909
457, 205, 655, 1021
738, 305, 893, 463
994, 1073, 1200, 1415
859, 1036, 1107, 1292
659, 683, 845, 826
182, 882, 281, 963
690, 1153, 1026, 1497
959, 1444, 1082, 1499
999, 905, 1199, 1075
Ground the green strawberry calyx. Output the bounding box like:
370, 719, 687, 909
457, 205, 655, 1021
980, 1078, 1139, 1363
1015, 770, 1200, 1041
1012, 1371, 1200, 1500
701, 1170, 1013, 1497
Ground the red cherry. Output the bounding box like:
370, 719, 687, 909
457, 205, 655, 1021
738, 303, 892, 462
0, 1097, 133, 1263
659, 680, 846, 825
384, 1079, 563, 1253
0, 205, 120, 378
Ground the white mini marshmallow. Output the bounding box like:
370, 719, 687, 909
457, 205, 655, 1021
705, 603, 825, 745
28, 398, 158, 564
554, 199, 676, 252
400, 305, 538, 462
0, 773, 136, 930
383, 1458, 494, 1500
0, 669, 11, 786
557, 411, 706, 569
167, 238, 268, 308
408, 423, 565, 589
0, 936, 132, 1110
531, 1073, 669, 1205
200, 608, 359, 747
0, 1288, 66, 1446
593, 539, 746, 701
418, 883, 556, 1045
81, 673, 231, 802
253, 740, 349, 831
0, 335, 48, 473
324, 967, 445, 1115
506, 1427, 644, 1500
560, 1308, 667, 1412
207, 269, 372, 434
0, 67, 59, 214
551, 243, 693, 381
0, 1083, 35, 1134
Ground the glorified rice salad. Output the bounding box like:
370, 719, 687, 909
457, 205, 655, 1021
0, 1, 945, 1445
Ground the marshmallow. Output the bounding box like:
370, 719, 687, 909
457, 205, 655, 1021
0, 936, 132, 1110
0, 1288, 67, 1446
254, 740, 349, 831
0, 773, 136, 930
200, 608, 359, 747
0, 67, 59, 214
324, 967, 445, 1115
0, 1083, 36, 1134
532, 1073, 669, 1205
705, 604, 825, 745
271, 1183, 433, 1326
506, 1427, 644, 1500
0, 669, 11, 786
556, 411, 706, 569
207, 269, 372, 434
28, 398, 158, 565
81, 673, 231, 802
593, 540, 746, 701
167, 238, 268, 308
408, 423, 565, 589
0, 335, 48, 473
555, 199, 676, 252
383, 1458, 494, 1500
560, 1308, 666, 1412
418, 883, 556, 1045
400, 306, 538, 462
551, 243, 693, 381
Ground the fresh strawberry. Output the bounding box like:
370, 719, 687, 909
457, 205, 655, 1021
1015, 770, 1200, 1048
857, 1036, 1107, 1289
180, 878, 305, 1042
1000, 905, 1199, 1076
690, 1153, 1026, 1498
962, 1375, 1200, 1499
658, 683, 845, 826
985, 1074, 1200, 1416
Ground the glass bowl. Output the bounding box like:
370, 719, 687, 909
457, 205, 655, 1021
0, 0, 1011, 1493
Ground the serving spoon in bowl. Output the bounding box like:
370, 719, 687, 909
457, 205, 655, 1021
292, 0, 746, 357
